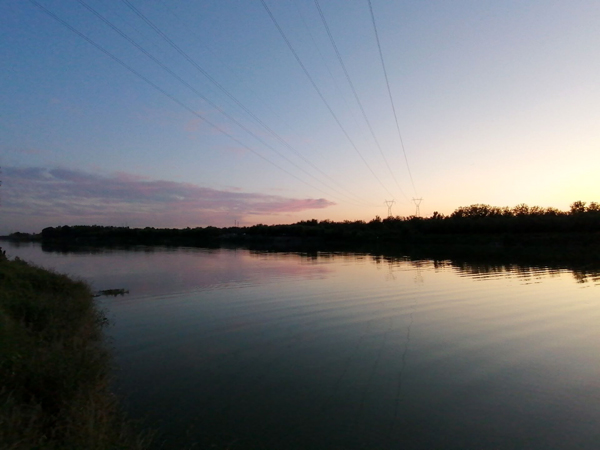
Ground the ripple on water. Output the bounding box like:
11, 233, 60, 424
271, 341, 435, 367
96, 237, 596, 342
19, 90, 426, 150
3, 242, 600, 450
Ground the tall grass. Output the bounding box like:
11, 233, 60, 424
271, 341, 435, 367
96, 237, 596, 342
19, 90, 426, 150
0, 252, 152, 449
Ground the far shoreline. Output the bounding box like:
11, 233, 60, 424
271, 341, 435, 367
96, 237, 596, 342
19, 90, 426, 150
3, 201, 598, 261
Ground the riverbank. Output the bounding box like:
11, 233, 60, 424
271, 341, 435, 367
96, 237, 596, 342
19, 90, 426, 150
0, 250, 150, 449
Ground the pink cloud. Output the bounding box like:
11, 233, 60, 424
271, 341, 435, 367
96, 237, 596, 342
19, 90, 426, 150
0, 167, 335, 232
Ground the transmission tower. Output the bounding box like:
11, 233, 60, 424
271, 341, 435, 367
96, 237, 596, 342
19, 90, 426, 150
384, 200, 395, 218
412, 198, 423, 217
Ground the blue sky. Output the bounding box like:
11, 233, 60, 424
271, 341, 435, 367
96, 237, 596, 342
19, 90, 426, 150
1, 0, 599, 233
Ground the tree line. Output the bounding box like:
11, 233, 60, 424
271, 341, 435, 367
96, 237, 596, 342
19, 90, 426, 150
4, 201, 599, 246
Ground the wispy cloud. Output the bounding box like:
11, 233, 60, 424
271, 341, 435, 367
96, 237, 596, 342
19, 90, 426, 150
0, 167, 335, 232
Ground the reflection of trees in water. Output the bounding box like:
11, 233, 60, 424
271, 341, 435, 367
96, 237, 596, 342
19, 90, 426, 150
294, 251, 600, 286
38, 242, 600, 286
428, 259, 600, 285
360, 252, 600, 286
451, 261, 556, 280
572, 269, 600, 284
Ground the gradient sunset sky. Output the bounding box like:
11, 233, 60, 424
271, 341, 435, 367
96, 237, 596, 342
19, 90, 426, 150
2, 0, 599, 234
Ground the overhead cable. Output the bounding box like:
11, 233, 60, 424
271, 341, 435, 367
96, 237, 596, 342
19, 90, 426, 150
120, 0, 373, 206
293, 0, 362, 131
314, 0, 409, 202
29, 0, 346, 203
367, 0, 418, 196
75, 0, 366, 206
260, 0, 397, 201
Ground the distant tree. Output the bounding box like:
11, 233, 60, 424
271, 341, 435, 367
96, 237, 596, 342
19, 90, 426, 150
302, 219, 318, 226
466, 204, 489, 218
512, 204, 530, 217
570, 201, 586, 215
543, 207, 562, 217
528, 206, 545, 216
451, 204, 501, 219
450, 206, 468, 219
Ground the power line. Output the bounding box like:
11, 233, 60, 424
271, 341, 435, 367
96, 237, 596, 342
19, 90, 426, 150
259, 0, 397, 201
28, 0, 346, 203
367, 0, 418, 196
313, 0, 409, 202
293, 0, 362, 132
156, 0, 376, 207
75, 0, 368, 207
120, 0, 374, 206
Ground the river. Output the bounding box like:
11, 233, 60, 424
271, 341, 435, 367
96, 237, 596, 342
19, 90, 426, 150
3, 241, 600, 449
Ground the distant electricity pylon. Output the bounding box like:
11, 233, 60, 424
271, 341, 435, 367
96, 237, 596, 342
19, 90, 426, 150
384, 200, 395, 218
412, 198, 423, 217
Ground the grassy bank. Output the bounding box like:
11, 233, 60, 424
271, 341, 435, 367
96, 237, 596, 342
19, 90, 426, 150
0, 250, 150, 449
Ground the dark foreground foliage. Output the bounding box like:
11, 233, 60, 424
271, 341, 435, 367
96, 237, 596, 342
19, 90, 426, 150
0, 251, 151, 449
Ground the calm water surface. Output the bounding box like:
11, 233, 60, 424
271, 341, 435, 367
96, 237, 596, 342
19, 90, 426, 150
4, 242, 600, 449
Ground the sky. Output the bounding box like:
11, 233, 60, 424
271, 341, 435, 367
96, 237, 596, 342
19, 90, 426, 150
1, 0, 599, 234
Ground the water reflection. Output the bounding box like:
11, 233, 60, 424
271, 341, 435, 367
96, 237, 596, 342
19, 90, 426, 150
370, 253, 600, 286
2, 242, 600, 449
3, 244, 336, 297
25, 243, 600, 287
12, 242, 599, 288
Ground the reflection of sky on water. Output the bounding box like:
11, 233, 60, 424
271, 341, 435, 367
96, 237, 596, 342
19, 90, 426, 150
2, 242, 600, 449
4, 242, 599, 292
3, 243, 335, 296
